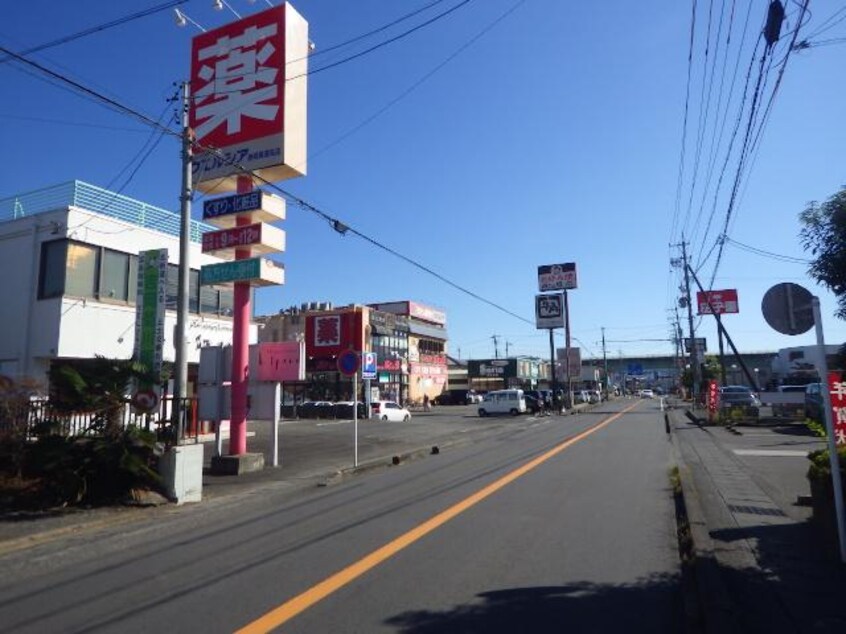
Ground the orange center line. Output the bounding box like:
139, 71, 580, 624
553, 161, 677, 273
237, 400, 642, 633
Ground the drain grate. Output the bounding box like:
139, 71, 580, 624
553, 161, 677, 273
727, 503, 787, 517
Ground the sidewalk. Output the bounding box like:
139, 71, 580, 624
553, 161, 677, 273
670, 409, 846, 633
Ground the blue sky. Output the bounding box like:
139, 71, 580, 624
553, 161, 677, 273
2, 0, 845, 362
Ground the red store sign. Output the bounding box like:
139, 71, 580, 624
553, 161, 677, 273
827, 372, 846, 446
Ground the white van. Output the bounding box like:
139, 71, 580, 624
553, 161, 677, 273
478, 389, 527, 417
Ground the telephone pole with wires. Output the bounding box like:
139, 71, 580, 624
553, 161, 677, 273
672, 240, 700, 404
491, 334, 500, 359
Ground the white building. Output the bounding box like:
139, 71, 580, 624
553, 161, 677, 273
0, 180, 257, 391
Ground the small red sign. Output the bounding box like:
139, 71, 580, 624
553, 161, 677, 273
707, 380, 719, 414
202, 223, 263, 253
827, 372, 846, 446
697, 289, 739, 315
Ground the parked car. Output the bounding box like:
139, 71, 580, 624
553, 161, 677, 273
805, 382, 824, 422
478, 389, 526, 417
572, 390, 589, 404
333, 401, 366, 419
297, 401, 335, 419
371, 400, 411, 422
772, 385, 808, 418
640, 389, 654, 399
720, 386, 761, 416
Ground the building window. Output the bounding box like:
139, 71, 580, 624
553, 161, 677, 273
38, 239, 67, 299
65, 242, 99, 298
189, 269, 200, 314
201, 286, 219, 314
101, 249, 130, 301
220, 289, 233, 317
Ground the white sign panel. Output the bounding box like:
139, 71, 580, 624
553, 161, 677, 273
536, 293, 565, 329
538, 262, 577, 291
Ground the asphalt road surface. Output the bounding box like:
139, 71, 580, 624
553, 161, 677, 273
1, 398, 682, 633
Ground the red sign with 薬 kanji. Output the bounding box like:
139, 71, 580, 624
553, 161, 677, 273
827, 372, 846, 446
305, 311, 364, 359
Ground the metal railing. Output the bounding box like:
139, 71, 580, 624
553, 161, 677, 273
0, 396, 199, 441
0, 180, 216, 242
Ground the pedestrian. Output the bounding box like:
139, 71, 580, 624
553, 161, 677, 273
423, 394, 431, 412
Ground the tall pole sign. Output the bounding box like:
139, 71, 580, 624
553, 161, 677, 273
537, 263, 578, 411
134, 249, 168, 381
189, 4, 309, 465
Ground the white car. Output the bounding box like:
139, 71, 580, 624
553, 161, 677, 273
371, 400, 411, 422
640, 389, 655, 399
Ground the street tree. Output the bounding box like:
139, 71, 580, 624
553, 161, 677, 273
799, 186, 846, 319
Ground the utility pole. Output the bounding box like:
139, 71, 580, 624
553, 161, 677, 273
679, 240, 700, 405
491, 334, 500, 359
173, 80, 192, 442
601, 327, 609, 395
505, 341, 512, 357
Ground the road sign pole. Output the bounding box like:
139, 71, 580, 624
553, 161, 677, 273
353, 370, 359, 468
813, 297, 846, 563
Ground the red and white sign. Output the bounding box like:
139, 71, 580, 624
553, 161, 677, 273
201, 222, 286, 258
256, 341, 304, 382
697, 289, 739, 315
189, 4, 309, 191
707, 380, 719, 414
827, 372, 846, 446
409, 301, 446, 325
305, 311, 365, 357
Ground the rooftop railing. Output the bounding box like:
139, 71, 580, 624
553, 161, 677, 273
0, 180, 215, 242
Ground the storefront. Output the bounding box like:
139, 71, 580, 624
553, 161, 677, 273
369, 310, 409, 404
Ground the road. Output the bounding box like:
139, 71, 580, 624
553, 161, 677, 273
0, 398, 682, 633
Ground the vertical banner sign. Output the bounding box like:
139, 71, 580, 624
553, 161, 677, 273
707, 380, 719, 420
828, 372, 846, 446
134, 249, 168, 379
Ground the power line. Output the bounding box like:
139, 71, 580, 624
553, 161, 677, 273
0, 1, 187, 65
2, 40, 539, 329
723, 236, 811, 263
308, 0, 528, 163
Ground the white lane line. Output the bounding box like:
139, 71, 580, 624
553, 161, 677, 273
733, 449, 810, 457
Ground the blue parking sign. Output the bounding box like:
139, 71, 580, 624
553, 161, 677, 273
362, 352, 377, 379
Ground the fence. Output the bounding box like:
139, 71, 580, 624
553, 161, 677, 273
0, 396, 199, 441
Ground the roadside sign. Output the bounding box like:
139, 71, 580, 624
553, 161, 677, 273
684, 337, 707, 353
199, 257, 284, 287
538, 262, 577, 292
337, 349, 360, 376
131, 389, 159, 413
707, 380, 719, 416
828, 372, 846, 446
362, 352, 377, 379
202, 190, 287, 227
535, 293, 565, 329
697, 289, 739, 315
762, 282, 814, 336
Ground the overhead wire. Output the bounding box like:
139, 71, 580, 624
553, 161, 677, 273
0, 23, 539, 328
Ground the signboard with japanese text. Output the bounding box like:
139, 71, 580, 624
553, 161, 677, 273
535, 293, 565, 329
305, 310, 365, 358
201, 190, 286, 227
255, 341, 305, 382
201, 222, 285, 258
827, 372, 846, 446
199, 257, 284, 286
408, 301, 447, 325
707, 380, 720, 417
697, 289, 739, 315
538, 262, 577, 291
189, 4, 309, 191
133, 249, 168, 379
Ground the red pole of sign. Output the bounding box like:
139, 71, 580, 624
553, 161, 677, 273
229, 175, 254, 455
